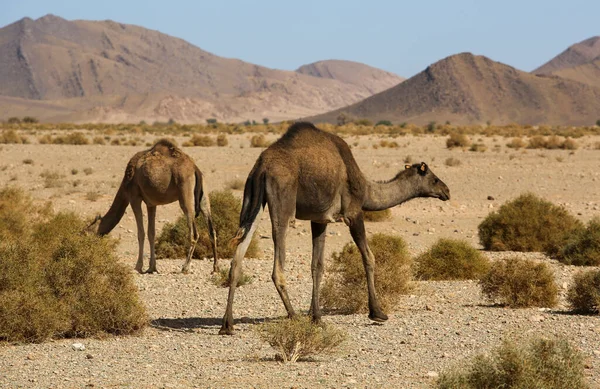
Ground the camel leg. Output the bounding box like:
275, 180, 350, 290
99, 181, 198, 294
348, 214, 388, 322
180, 187, 198, 274
268, 192, 297, 319
309, 222, 327, 323
219, 213, 262, 335
198, 192, 218, 273
146, 205, 158, 274
130, 198, 145, 274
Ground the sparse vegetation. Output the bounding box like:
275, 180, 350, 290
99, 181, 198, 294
558, 217, 600, 266
506, 137, 526, 149
156, 190, 259, 260
85, 191, 101, 202
250, 134, 269, 148
415, 239, 490, 280
479, 257, 558, 308
225, 178, 245, 190
469, 143, 487, 152
83, 167, 93, 175
0, 130, 28, 144
567, 269, 600, 314
257, 316, 346, 363
445, 157, 461, 166
211, 267, 253, 288
527, 135, 578, 150
446, 133, 470, 149
363, 209, 392, 222
438, 337, 588, 389
40, 170, 64, 188
0, 190, 147, 343
478, 193, 582, 255
183, 135, 215, 147
321, 233, 412, 313
216, 134, 228, 147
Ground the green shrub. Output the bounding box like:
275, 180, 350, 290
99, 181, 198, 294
375, 120, 393, 127
363, 209, 392, 222
321, 233, 412, 313
0, 206, 147, 343
438, 337, 588, 389
257, 316, 346, 362
415, 239, 490, 280
478, 193, 582, 255
446, 133, 470, 148
567, 269, 600, 314
156, 190, 259, 260
479, 257, 558, 308
558, 217, 600, 266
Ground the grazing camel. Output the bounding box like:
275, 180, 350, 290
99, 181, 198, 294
91, 139, 218, 274
219, 122, 450, 335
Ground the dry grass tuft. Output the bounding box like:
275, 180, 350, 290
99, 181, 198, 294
225, 178, 245, 191
446, 133, 470, 149
363, 209, 392, 222
321, 233, 412, 314
250, 134, 269, 148
85, 191, 101, 202
216, 134, 229, 147
479, 257, 558, 308
40, 170, 65, 188
0, 130, 29, 144
506, 137, 526, 149
183, 135, 215, 147
445, 157, 461, 167
156, 190, 259, 260
438, 337, 588, 389
415, 239, 490, 280
478, 193, 582, 255
211, 267, 253, 288
567, 269, 600, 314
257, 316, 346, 363
558, 217, 600, 266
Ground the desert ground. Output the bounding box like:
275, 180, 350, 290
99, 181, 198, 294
0, 131, 599, 388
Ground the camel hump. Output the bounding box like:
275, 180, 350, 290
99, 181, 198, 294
150, 139, 181, 158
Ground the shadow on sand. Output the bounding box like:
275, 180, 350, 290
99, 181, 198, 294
150, 316, 272, 332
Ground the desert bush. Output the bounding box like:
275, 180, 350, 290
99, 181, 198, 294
558, 217, 600, 266
257, 316, 346, 362
445, 157, 461, 166
479, 257, 558, 308
184, 135, 215, 147
0, 130, 28, 144
321, 233, 412, 313
562, 137, 578, 150
85, 191, 101, 202
52, 132, 90, 145
250, 134, 269, 148
92, 136, 105, 145
211, 267, 253, 288
437, 337, 587, 389
83, 167, 93, 175
225, 178, 245, 190
469, 143, 487, 152
379, 140, 399, 148
40, 170, 64, 188
0, 211, 147, 343
415, 239, 490, 280
478, 193, 582, 255
375, 120, 393, 127
363, 209, 392, 222
567, 269, 600, 314
506, 137, 526, 149
527, 135, 547, 149
216, 134, 228, 147
22, 116, 38, 123
0, 187, 52, 242
156, 190, 259, 260
446, 133, 470, 149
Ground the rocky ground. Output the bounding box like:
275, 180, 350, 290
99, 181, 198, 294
0, 132, 599, 388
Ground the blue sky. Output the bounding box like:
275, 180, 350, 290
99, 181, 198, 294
2, 0, 599, 78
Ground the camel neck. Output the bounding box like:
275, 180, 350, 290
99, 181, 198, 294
363, 173, 419, 211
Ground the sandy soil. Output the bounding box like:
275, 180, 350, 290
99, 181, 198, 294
0, 132, 599, 388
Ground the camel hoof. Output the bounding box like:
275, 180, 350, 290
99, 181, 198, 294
135, 268, 144, 274
144, 269, 158, 274
218, 326, 234, 336
369, 311, 388, 323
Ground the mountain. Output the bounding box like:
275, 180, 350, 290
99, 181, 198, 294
308, 53, 600, 126
296, 60, 403, 94
0, 15, 402, 123
534, 36, 600, 75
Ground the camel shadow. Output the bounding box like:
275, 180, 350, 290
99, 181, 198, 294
150, 316, 272, 331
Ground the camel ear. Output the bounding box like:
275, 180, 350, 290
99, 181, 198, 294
405, 164, 412, 170
418, 162, 428, 175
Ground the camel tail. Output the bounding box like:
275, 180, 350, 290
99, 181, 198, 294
194, 168, 203, 218
97, 183, 129, 236
230, 166, 266, 247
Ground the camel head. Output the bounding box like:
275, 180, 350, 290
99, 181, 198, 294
404, 162, 450, 201
83, 214, 103, 235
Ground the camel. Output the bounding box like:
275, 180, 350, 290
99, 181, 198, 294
90, 139, 218, 274
219, 122, 450, 335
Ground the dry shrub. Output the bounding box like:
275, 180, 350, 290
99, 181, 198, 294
445, 157, 461, 167
558, 217, 600, 266
225, 178, 245, 191
0, 130, 28, 144
83, 167, 93, 175
446, 133, 470, 149
156, 190, 259, 260
0, 204, 147, 343
257, 316, 346, 363
469, 143, 487, 152
211, 267, 253, 288
506, 137, 526, 149
438, 337, 587, 389
562, 137, 578, 150
51, 132, 90, 145
184, 135, 215, 147
379, 140, 399, 148
478, 193, 582, 255
479, 257, 558, 308
85, 191, 101, 202
0, 187, 52, 241
527, 135, 547, 149
250, 134, 269, 148
40, 170, 64, 188
93, 136, 105, 145
363, 209, 392, 222
567, 269, 600, 314
321, 233, 412, 313
415, 239, 490, 280
216, 134, 229, 147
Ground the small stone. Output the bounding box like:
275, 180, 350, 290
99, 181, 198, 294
425, 305, 433, 311
427, 227, 435, 233
86, 354, 94, 359
487, 196, 495, 200
529, 315, 544, 322
72, 343, 86, 351
427, 371, 439, 378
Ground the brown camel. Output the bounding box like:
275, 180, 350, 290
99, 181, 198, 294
219, 122, 450, 335
91, 139, 218, 274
